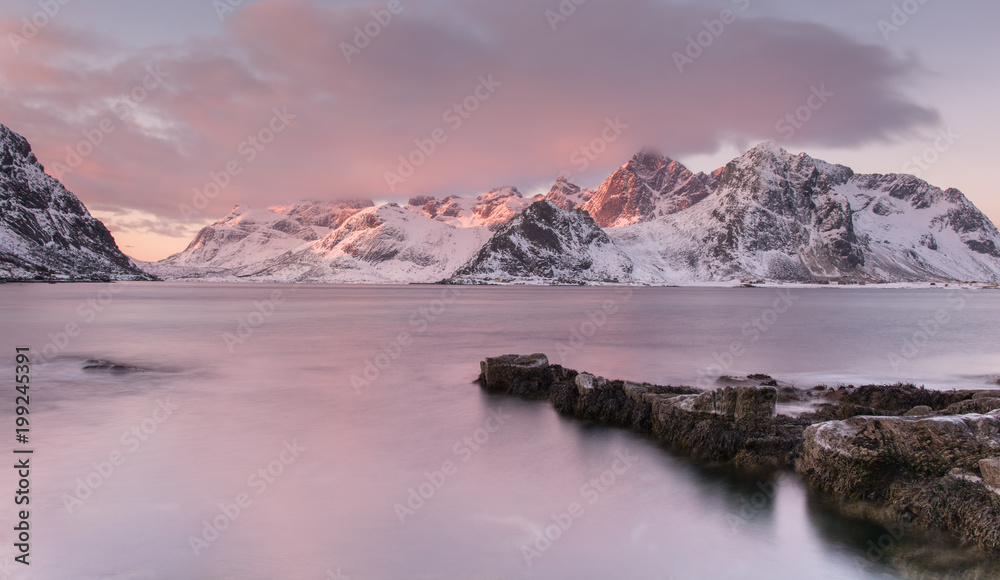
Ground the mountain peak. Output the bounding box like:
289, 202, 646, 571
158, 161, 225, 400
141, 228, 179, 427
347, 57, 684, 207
450, 200, 634, 283
0, 123, 153, 280
581, 151, 713, 227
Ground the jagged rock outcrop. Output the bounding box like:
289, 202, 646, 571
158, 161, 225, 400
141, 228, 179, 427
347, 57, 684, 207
581, 151, 715, 227
449, 200, 635, 283
543, 177, 594, 211
405, 186, 537, 230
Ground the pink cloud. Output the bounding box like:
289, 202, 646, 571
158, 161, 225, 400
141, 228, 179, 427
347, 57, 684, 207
0, 0, 938, 231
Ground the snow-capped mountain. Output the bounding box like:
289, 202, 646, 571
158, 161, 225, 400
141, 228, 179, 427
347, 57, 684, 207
227, 203, 491, 283
0, 123, 152, 281
449, 200, 635, 284
143, 200, 372, 278
581, 151, 717, 228
543, 177, 595, 211
611, 143, 1000, 282
405, 186, 540, 230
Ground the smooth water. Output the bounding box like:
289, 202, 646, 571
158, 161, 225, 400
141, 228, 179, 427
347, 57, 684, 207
1, 282, 999, 579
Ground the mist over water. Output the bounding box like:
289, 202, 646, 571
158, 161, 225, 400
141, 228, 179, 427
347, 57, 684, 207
1, 282, 998, 579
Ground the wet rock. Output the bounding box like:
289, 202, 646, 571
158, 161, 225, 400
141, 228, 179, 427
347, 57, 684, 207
982, 458, 1000, 488
904, 405, 934, 417
82, 359, 145, 372
942, 398, 1000, 415
478, 354, 558, 398
796, 411, 1000, 501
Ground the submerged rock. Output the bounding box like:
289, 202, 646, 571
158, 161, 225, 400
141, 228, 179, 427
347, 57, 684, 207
82, 359, 146, 373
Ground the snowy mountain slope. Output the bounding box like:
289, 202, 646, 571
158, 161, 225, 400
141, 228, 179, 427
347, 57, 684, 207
610, 143, 863, 282
581, 151, 717, 228
0, 123, 153, 281
449, 200, 635, 283
838, 174, 1000, 282
142, 200, 371, 278
610, 143, 1000, 283
405, 186, 540, 230
235, 204, 492, 283
543, 177, 595, 211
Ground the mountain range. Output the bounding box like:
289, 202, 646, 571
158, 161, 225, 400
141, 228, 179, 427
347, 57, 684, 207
2, 120, 998, 285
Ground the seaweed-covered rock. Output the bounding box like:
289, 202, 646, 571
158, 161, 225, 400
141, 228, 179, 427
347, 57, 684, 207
478, 354, 561, 398
982, 458, 1000, 488
796, 411, 1000, 500
942, 398, 1000, 415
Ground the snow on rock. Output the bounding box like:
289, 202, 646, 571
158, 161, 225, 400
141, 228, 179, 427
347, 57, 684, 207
449, 200, 635, 284
581, 151, 716, 228
543, 177, 595, 211
241, 203, 491, 283
405, 186, 540, 230
141, 200, 372, 279
0, 123, 153, 281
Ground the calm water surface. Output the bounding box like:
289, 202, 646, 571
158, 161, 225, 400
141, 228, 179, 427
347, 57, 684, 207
1, 283, 999, 579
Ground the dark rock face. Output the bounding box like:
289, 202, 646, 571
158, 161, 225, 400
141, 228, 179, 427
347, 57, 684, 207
0, 123, 154, 281
581, 151, 714, 227
450, 201, 634, 283
706, 144, 865, 278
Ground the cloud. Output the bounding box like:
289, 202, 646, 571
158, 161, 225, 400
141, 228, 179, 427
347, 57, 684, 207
0, 0, 939, 230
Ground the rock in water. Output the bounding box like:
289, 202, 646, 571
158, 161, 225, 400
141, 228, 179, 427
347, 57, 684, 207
796, 412, 1000, 500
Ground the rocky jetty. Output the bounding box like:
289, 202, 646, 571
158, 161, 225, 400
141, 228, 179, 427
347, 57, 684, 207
477, 354, 1000, 565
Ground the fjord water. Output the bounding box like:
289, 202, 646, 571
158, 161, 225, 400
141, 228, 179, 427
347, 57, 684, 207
2, 283, 999, 579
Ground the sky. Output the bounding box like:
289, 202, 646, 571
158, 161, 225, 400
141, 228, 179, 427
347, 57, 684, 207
0, 0, 996, 261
